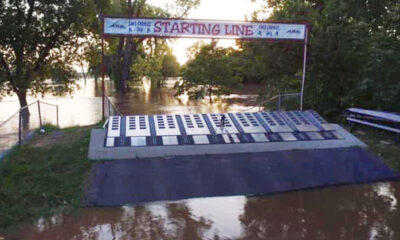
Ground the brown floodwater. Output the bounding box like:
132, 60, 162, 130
1, 78, 400, 239
2, 182, 400, 239
0, 78, 261, 153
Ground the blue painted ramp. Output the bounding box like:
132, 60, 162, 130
85, 147, 400, 206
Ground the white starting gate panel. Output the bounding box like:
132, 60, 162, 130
305, 110, 335, 131
125, 115, 151, 137
256, 112, 293, 133
207, 113, 239, 134
181, 114, 210, 135
162, 136, 179, 145
107, 116, 121, 137
154, 114, 181, 136
251, 133, 269, 142
281, 111, 319, 132
131, 136, 147, 146
222, 134, 240, 144
193, 135, 210, 145
232, 112, 266, 133
106, 137, 115, 147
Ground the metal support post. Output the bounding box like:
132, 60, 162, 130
101, 15, 106, 120
300, 26, 309, 111
18, 109, 22, 147
37, 100, 42, 128
56, 105, 59, 128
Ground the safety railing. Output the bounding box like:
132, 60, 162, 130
104, 96, 122, 118
243, 92, 301, 112
273, 92, 301, 111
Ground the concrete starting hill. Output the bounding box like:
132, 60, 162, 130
89, 110, 366, 159
86, 110, 400, 206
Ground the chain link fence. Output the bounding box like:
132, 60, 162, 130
104, 96, 122, 118
0, 100, 58, 158
261, 93, 301, 112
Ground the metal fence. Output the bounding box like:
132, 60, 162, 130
260, 93, 302, 112
0, 100, 59, 158
104, 96, 122, 118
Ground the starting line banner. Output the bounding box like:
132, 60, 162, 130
103, 17, 307, 40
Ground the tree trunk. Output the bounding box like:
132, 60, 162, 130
112, 1, 144, 94
121, 37, 135, 94
16, 90, 28, 109
115, 37, 125, 92
113, 37, 138, 94
16, 89, 30, 129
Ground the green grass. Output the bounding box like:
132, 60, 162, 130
0, 125, 93, 228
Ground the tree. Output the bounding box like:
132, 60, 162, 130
106, 0, 200, 93
175, 43, 242, 103
162, 51, 180, 81
0, 0, 95, 108
130, 38, 176, 88
237, 0, 399, 116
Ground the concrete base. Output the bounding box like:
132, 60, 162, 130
88, 124, 367, 160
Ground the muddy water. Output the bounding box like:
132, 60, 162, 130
3, 182, 400, 239
0, 78, 261, 153
112, 78, 263, 116
0, 78, 261, 127
1, 79, 400, 239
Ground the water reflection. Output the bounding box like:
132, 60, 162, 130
1, 78, 261, 126
113, 83, 261, 116
3, 182, 400, 239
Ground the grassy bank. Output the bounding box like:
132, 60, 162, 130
0, 125, 93, 228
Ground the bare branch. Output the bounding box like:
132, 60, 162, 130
25, 0, 36, 28
32, 31, 62, 73
177, 6, 191, 18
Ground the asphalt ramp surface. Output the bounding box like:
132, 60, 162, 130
85, 147, 400, 206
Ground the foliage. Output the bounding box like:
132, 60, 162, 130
130, 38, 178, 88
130, 41, 180, 88
0, 0, 96, 107
100, 0, 199, 93
131, 54, 163, 87
176, 43, 242, 102
162, 51, 180, 80
0, 126, 92, 228
238, 0, 400, 116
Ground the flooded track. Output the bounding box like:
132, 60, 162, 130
1, 78, 399, 239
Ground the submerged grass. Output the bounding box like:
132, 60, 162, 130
0, 125, 93, 228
